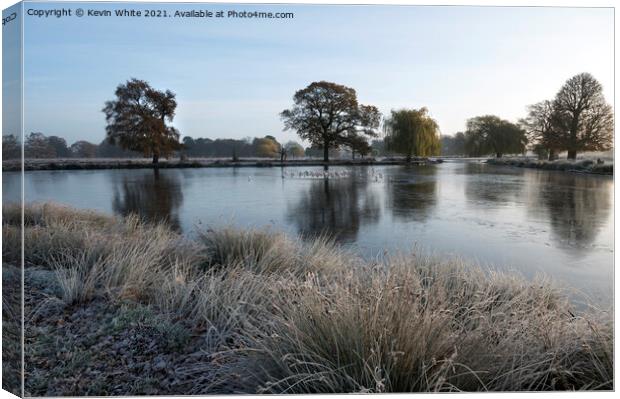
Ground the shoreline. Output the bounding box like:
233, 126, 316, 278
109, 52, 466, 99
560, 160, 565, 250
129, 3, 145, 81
3, 157, 444, 172
3, 157, 612, 175
486, 157, 613, 175
3, 203, 613, 395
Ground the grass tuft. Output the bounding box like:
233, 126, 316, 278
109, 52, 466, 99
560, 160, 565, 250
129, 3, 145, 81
8, 202, 613, 394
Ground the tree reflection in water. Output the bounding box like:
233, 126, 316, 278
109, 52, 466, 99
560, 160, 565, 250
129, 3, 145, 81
286, 170, 380, 243
112, 169, 184, 232
387, 165, 438, 222
464, 162, 611, 252
464, 163, 523, 205
535, 172, 611, 249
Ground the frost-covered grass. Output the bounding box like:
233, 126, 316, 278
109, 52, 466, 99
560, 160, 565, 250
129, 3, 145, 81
487, 158, 613, 175
3, 203, 613, 394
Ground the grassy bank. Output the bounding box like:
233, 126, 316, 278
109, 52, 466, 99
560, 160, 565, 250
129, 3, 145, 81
3, 157, 442, 172
487, 158, 613, 175
2, 203, 613, 394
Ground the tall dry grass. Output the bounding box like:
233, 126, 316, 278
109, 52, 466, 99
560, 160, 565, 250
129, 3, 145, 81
4, 202, 613, 393
247, 258, 612, 392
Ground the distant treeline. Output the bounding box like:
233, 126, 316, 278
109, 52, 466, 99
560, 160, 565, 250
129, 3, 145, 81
2, 133, 141, 160
2, 132, 389, 160
440, 133, 466, 156
183, 136, 396, 159
2, 132, 470, 161
2, 133, 311, 160
181, 136, 306, 160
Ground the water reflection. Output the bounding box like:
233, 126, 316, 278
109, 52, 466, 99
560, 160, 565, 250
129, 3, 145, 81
286, 173, 380, 243
463, 162, 612, 254
387, 165, 438, 222
111, 169, 184, 231
534, 172, 612, 250
464, 163, 523, 205
4, 163, 613, 301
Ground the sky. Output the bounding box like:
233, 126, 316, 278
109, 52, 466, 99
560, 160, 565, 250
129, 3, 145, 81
4, 1, 615, 145
2, 1, 22, 141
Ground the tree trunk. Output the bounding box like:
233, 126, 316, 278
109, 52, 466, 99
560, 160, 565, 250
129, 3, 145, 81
152, 153, 159, 165
406, 154, 412, 163
496, 153, 502, 158
567, 119, 579, 160
323, 144, 329, 163
548, 149, 557, 161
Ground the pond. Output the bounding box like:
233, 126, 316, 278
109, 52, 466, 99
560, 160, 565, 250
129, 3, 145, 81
3, 161, 613, 303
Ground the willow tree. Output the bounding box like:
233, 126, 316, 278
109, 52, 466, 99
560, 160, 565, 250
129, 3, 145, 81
464, 115, 527, 158
384, 108, 441, 162
253, 136, 280, 158
280, 81, 381, 162
284, 141, 305, 158
103, 79, 181, 164
278, 141, 305, 161
551, 73, 613, 159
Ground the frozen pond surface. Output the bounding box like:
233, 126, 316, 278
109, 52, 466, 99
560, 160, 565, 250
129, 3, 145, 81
3, 161, 613, 303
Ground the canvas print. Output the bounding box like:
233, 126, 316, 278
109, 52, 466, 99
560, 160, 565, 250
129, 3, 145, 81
1, 0, 614, 396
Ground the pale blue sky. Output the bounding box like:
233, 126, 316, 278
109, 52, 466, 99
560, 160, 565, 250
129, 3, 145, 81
2, 1, 22, 140
8, 2, 616, 145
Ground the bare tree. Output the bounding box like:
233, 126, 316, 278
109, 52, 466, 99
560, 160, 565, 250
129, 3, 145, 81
551, 73, 613, 159
70, 141, 98, 158
521, 100, 560, 160
25, 132, 56, 158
